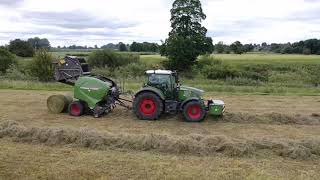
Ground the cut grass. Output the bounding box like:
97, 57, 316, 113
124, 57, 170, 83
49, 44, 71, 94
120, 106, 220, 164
1, 120, 320, 160
1, 138, 319, 180
1, 90, 320, 179
1, 90, 320, 138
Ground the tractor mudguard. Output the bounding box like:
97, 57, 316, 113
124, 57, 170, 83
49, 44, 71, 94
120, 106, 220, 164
180, 97, 201, 110
134, 86, 165, 100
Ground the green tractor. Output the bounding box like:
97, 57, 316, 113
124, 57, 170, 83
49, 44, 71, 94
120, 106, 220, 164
50, 56, 224, 122
133, 70, 224, 122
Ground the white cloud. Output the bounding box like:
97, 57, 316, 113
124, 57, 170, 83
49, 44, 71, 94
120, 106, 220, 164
0, 0, 319, 46
205, 0, 320, 43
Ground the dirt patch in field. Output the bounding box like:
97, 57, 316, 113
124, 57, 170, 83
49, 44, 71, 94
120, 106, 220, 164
221, 112, 320, 125
1, 120, 319, 160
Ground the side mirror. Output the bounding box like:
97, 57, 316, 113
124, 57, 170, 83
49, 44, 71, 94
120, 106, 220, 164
173, 71, 179, 84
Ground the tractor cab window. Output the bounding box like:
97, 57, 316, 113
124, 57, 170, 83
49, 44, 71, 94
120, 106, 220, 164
148, 74, 170, 86
147, 74, 175, 99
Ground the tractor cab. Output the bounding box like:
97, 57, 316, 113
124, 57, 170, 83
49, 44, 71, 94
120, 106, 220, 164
145, 70, 179, 100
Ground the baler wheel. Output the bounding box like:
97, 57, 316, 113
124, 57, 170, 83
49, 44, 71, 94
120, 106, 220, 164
133, 92, 163, 120
68, 101, 84, 116
182, 101, 206, 122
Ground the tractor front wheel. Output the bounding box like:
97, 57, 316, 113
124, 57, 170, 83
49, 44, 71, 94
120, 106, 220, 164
133, 92, 163, 120
68, 101, 84, 116
182, 101, 206, 122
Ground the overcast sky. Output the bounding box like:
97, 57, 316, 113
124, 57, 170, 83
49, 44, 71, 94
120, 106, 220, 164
0, 0, 319, 47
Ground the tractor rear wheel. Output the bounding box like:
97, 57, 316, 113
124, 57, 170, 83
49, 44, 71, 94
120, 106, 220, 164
133, 92, 163, 120
182, 101, 206, 122
68, 101, 84, 116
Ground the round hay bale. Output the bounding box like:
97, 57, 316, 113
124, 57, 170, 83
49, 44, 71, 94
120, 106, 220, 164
47, 95, 73, 114
64, 94, 73, 104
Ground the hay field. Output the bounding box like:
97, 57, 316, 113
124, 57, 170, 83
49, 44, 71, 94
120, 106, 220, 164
1, 89, 320, 179
140, 53, 320, 65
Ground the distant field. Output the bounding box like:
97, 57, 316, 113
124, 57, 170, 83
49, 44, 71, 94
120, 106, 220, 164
51, 51, 91, 58
53, 51, 320, 66
140, 53, 320, 65
140, 54, 167, 65
50, 50, 158, 59
214, 53, 320, 64
32, 51, 320, 66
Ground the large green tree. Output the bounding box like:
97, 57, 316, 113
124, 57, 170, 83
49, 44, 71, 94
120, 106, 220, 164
130, 42, 159, 52
119, 42, 128, 52
29, 49, 54, 82
230, 41, 244, 54
8, 39, 34, 57
215, 41, 225, 54
161, 0, 213, 71
0, 48, 16, 73
27, 37, 51, 50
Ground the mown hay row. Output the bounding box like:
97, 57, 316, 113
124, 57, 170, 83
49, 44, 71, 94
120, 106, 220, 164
220, 112, 320, 125
0, 121, 319, 160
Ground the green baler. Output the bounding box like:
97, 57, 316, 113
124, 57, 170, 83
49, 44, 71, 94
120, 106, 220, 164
53, 56, 126, 117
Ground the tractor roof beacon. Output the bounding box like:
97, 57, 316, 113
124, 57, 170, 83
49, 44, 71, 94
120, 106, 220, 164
146, 70, 173, 75
133, 70, 225, 122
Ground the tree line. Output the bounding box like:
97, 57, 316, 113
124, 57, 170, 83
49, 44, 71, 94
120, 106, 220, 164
55, 42, 159, 53
53, 39, 320, 55
0, 37, 50, 57
54, 39, 320, 55
1, 37, 320, 58
214, 39, 320, 55
262, 39, 320, 55
100, 42, 160, 52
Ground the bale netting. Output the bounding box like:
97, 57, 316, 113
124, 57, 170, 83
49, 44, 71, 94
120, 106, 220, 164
47, 95, 73, 114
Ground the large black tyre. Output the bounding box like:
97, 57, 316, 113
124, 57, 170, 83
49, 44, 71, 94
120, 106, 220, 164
133, 92, 163, 120
68, 101, 84, 116
182, 101, 206, 122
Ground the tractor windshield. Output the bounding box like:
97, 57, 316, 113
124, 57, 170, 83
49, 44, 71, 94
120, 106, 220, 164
147, 74, 170, 85
146, 73, 177, 99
